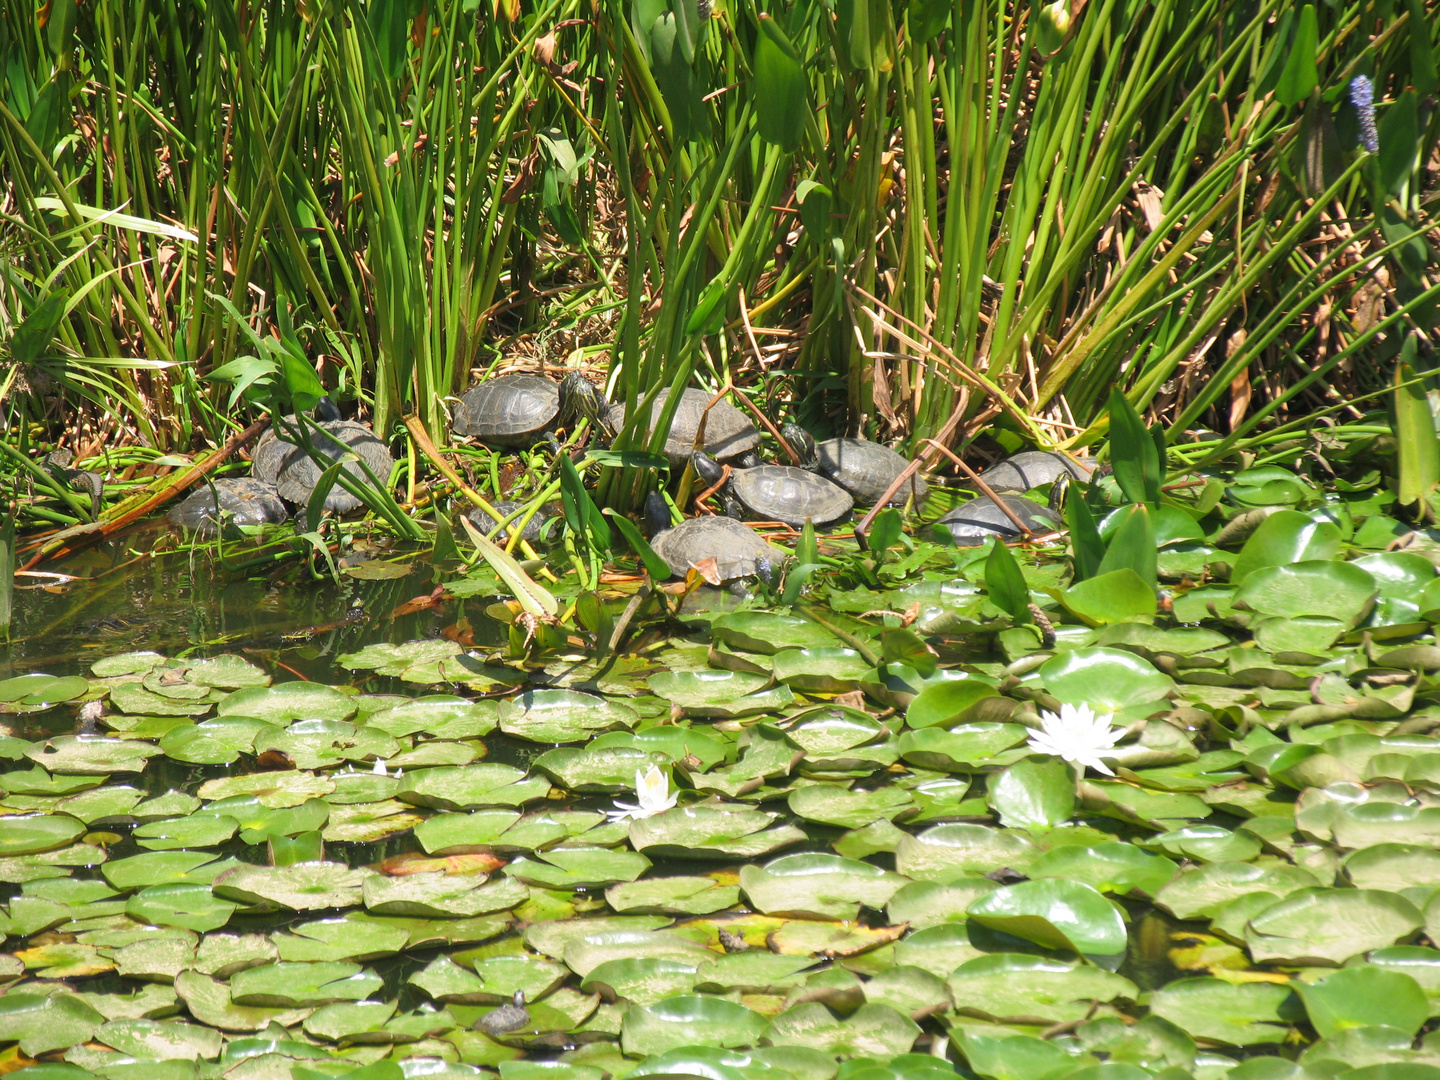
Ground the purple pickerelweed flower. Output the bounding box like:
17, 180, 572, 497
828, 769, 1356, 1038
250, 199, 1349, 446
1350, 75, 1379, 153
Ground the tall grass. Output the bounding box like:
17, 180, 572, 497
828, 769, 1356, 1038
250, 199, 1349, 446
0, 0, 1435, 513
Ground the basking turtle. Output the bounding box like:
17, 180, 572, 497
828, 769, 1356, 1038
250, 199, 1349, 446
252, 404, 394, 514
977, 450, 1093, 493
606, 388, 762, 468
782, 423, 928, 506
451, 371, 606, 448
466, 500, 559, 544
473, 991, 531, 1037
43, 449, 103, 522
933, 494, 1062, 546
649, 512, 785, 583
169, 478, 289, 536
692, 450, 852, 528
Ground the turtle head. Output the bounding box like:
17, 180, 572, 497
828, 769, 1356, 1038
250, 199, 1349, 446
558, 371, 613, 438
313, 397, 342, 422
781, 423, 817, 470
643, 491, 671, 536
512, 990, 526, 1008
690, 450, 727, 488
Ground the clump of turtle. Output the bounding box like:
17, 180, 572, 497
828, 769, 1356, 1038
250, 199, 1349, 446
933, 493, 1063, 545
691, 447, 852, 528
976, 449, 1093, 493
606, 387, 762, 468
251, 402, 394, 514
451, 371, 607, 449
648, 513, 785, 583
782, 423, 928, 506
168, 478, 290, 537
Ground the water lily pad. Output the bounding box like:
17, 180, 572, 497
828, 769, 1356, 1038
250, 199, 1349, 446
0, 992, 104, 1055
505, 847, 651, 890
196, 770, 336, 807
533, 746, 669, 792
561, 929, 714, 976
212, 862, 375, 910
648, 670, 775, 717
253, 719, 398, 770
885, 878, 998, 929
0, 812, 86, 855
24, 737, 157, 774
95, 1018, 222, 1061
362, 871, 529, 917
102, 851, 225, 890
398, 765, 550, 810
217, 682, 356, 723
604, 876, 741, 915
1147, 977, 1298, 1045
772, 648, 871, 693
1245, 888, 1423, 964
365, 696, 499, 739
322, 800, 424, 844
947, 954, 1137, 1024
1235, 560, 1376, 624
230, 961, 382, 1006
131, 814, 238, 851
787, 785, 915, 829
712, 613, 840, 655
629, 807, 807, 860
302, 999, 400, 1043
967, 879, 1128, 959
126, 883, 238, 932
580, 958, 700, 1005
763, 1003, 920, 1057
1296, 965, 1429, 1040
273, 913, 412, 962
897, 724, 1030, 772
1028, 843, 1178, 898
1039, 648, 1175, 711
498, 690, 638, 743
740, 853, 908, 920
768, 920, 906, 957
621, 995, 767, 1056
1155, 861, 1321, 920
108, 683, 214, 717
338, 639, 470, 682
0, 673, 90, 707
895, 823, 1038, 879
0, 767, 104, 797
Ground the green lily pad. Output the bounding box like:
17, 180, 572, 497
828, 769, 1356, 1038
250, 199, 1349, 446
580, 958, 700, 1005
498, 690, 638, 743
126, 883, 238, 932
629, 807, 807, 860
1147, 977, 1298, 1045
967, 879, 1128, 959
95, 1018, 223, 1061
533, 746, 669, 792
897, 724, 1030, 772
648, 670, 775, 716
505, 847, 651, 890
740, 853, 908, 921
397, 765, 551, 810
195, 770, 336, 807
212, 862, 375, 910
621, 995, 767, 1056
131, 814, 238, 851
604, 876, 741, 915
273, 913, 412, 962
772, 648, 871, 693
1245, 888, 1424, 964
216, 682, 356, 723
763, 1003, 920, 1057
229, 961, 382, 1007
0, 813, 86, 855
1039, 647, 1175, 711
712, 613, 840, 655
0, 993, 104, 1055
895, 823, 1038, 880
1028, 843, 1177, 898
24, 737, 157, 774
947, 954, 1137, 1024
787, 785, 915, 829
362, 871, 529, 918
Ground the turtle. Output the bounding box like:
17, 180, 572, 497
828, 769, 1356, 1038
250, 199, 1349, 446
606, 387, 762, 468
43, 449, 104, 522
648, 512, 785, 583
932, 494, 1063, 546
473, 991, 531, 1037
692, 450, 852, 528
781, 423, 929, 506
466, 500, 559, 544
451, 371, 607, 448
976, 450, 1093, 493
252, 405, 395, 514
169, 477, 289, 536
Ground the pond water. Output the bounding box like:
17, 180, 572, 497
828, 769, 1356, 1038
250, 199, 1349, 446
4, 483, 1440, 1080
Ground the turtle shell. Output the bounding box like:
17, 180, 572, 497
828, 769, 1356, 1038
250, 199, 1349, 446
452, 374, 560, 445
606, 388, 760, 466
650, 516, 784, 581
933, 494, 1062, 545
730, 465, 853, 527
977, 450, 1093, 493
815, 438, 929, 505
252, 420, 394, 513
168, 478, 288, 536
466, 500, 558, 545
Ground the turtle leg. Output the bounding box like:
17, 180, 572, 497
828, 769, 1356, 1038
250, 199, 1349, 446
734, 450, 760, 469
724, 495, 743, 521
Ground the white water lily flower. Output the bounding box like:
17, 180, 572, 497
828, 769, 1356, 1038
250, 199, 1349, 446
606, 765, 679, 823
1027, 702, 1125, 776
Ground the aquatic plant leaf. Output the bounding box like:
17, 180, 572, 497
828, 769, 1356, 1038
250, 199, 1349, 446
24, 736, 157, 774
505, 848, 651, 890
498, 690, 638, 743
301, 999, 399, 1043
125, 883, 237, 932
1296, 965, 1428, 1040
397, 765, 550, 811
196, 770, 335, 807
787, 785, 915, 829
712, 612, 840, 654
772, 648, 871, 693
216, 682, 356, 723
968, 879, 1127, 959
621, 995, 767, 1056
1039, 647, 1174, 710
229, 961, 382, 1007
604, 876, 741, 915
739, 852, 908, 921
1147, 978, 1297, 1045
362, 871, 528, 918
947, 955, 1137, 1025
95, 1018, 222, 1061
629, 807, 807, 860
212, 862, 375, 910
580, 957, 699, 1005
895, 823, 1038, 879
0, 812, 86, 855
1028, 843, 1177, 899
0, 992, 103, 1055
1245, 888, 1424, 964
